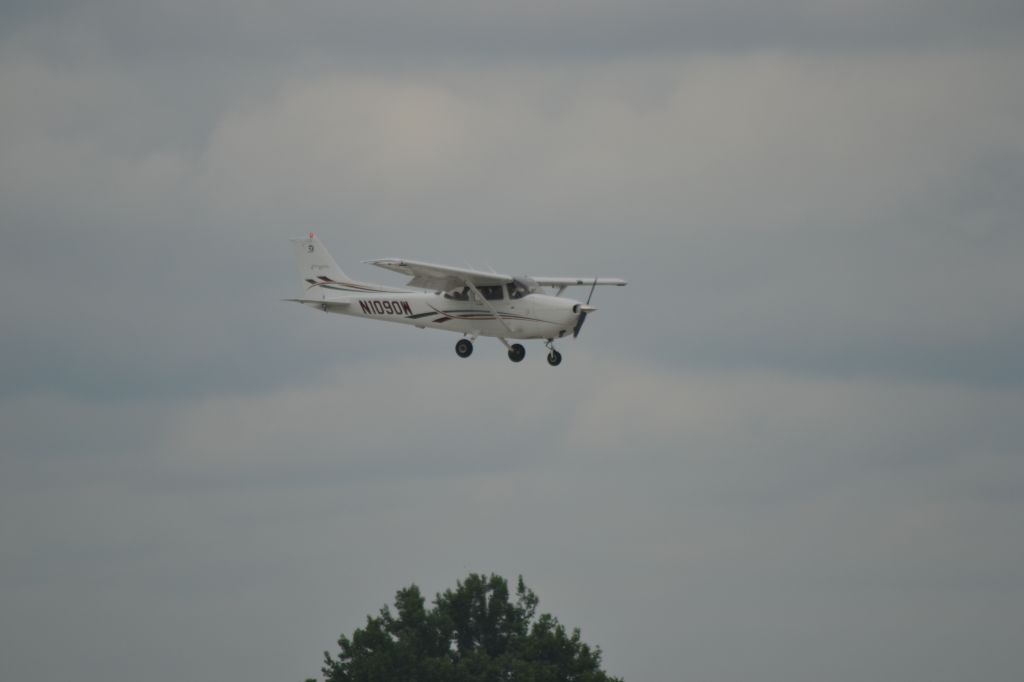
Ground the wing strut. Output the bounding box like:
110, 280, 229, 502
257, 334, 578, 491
463, 279, 515, 339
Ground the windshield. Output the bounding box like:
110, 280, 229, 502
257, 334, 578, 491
509, 277, 537, 299
444, 287, 469, 301
506, 282, 526, 299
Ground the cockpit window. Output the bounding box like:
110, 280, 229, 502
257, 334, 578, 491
445, 285, 504, 301
477, 285, 504, 301
444, 286, 469, 301
506, 282, 527, 299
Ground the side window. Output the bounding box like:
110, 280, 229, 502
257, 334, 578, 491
479, 285, 504, 301
506, 283, 525, 299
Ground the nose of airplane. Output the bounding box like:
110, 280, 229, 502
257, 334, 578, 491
571, 304, 597, 338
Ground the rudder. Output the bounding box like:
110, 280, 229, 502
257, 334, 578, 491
291, 232, 354, 291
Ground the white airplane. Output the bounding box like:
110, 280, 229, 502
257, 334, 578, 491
287, 233, 627, 365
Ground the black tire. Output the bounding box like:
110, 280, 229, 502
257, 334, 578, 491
508, 343, 526, 363
455, 339, 473, 358
547, 350, 562, 366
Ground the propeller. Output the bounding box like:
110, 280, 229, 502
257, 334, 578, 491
573, 278, 599, 338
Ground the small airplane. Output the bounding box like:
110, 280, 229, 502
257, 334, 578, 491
286, 233, 627, 365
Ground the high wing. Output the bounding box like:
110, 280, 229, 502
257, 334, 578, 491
531, 277, 628, 288
365, 259, 511, 291
366, 259, 628, 292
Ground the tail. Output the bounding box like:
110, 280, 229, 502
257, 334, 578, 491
290, 232, 355, 293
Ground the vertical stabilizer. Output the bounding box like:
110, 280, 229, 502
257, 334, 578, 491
291, 232, 354, 290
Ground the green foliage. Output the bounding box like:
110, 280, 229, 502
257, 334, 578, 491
310, 574, 621, 682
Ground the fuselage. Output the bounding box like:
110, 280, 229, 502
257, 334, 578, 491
301, 284, 581, 340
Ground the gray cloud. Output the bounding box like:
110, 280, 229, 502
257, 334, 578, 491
2, 4, 1023, 682
3, 48, 1022, 399
3, 362, 1022, 681
6, 1, 1024, 68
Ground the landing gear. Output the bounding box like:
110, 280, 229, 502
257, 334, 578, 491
507, 343, 526, 363
455, 338, 473, 358
544, 340, 562, 367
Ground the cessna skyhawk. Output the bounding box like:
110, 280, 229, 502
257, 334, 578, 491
286, 233, 627, 366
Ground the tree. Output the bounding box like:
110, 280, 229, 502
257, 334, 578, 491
306, 573, 622, 682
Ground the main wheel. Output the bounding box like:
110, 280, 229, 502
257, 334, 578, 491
455, 338, 473, 358
547, 350, 562, 366
508, 343, 526, 363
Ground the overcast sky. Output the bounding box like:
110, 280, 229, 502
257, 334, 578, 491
2, 2, 1023, 681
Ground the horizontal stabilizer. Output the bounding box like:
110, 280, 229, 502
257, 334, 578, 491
283, 298, 352, 312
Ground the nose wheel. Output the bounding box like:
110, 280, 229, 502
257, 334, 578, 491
455, 338, 473, 358
544, 340, 562, 367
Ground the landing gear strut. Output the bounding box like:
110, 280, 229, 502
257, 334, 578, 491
545, 340, 562, 367
507, 343, 526, 363
455, 338, 473, 358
